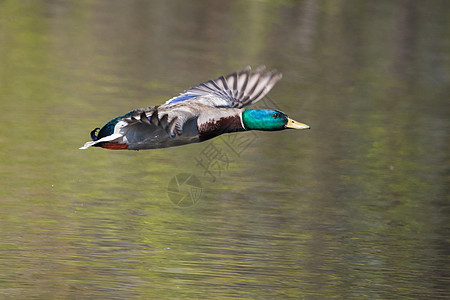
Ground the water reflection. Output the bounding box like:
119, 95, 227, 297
0, 0, 448, 299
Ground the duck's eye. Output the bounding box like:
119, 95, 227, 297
272, 113, 281, 119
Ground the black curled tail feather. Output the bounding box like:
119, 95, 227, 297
90, 128, 100, 141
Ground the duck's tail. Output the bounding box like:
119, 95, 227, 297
90, 128, 100, 141
79, 127, 99, 149
79, 133, 125, 149
79, 126, 125, 150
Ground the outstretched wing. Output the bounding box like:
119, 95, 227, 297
164, 66, 282, 108
121, 105, 200, 138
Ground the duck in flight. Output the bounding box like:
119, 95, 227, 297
80, 66, 310, 151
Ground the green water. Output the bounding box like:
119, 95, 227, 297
1, 0, 449, 299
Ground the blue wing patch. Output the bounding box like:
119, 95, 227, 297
167, 94, 201, 104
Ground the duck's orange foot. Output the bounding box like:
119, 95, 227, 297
101, 142, 128, 150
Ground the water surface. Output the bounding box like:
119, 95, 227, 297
0, 0, 449, 299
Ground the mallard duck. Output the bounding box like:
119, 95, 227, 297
80, 66, 310, 150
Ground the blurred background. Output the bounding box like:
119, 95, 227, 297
0, 0, 448, 298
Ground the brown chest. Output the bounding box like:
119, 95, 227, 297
198, 113, 245, 141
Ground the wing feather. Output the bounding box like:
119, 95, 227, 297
120, 104, 202, 139
164, 66, 282, 108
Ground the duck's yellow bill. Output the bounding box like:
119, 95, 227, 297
286, 118, 310, 130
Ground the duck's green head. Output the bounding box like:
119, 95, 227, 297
242, 109, 310, 131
